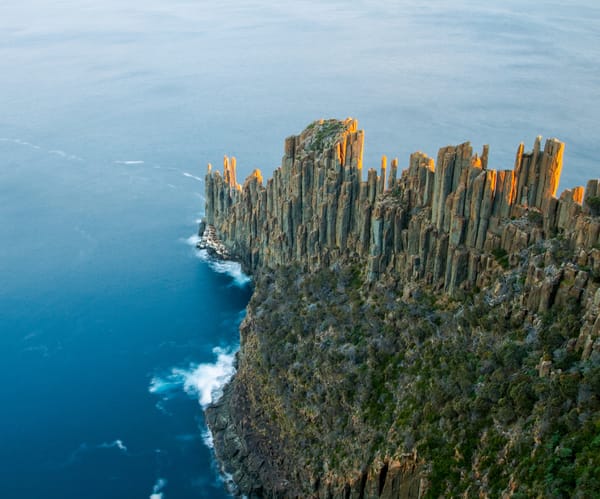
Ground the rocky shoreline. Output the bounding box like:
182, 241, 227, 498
205, 370, 278, 498
205, 381, 265, 498
196, 220, 231, 260
204, 303, 427, 499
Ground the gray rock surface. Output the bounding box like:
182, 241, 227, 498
201, 119, 600, 498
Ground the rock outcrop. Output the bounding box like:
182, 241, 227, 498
205, 118, 599, 316
202, 119, 600, 498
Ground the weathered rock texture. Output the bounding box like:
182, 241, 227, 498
206, 118, 599, 308
203, 119, 600, 498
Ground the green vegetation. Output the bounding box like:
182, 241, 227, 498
308, 120, 346, 151
491, 247, 509, 269
242, 252, 599, 497
527, 209, 543, 225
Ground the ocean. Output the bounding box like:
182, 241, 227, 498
1, 1, 598, 497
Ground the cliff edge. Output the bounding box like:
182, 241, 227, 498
203, 119, 600, 498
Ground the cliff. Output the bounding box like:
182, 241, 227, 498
205, 119, 598, 298
203, 119, 600, 498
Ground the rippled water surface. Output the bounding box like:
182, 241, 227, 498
1, 1, 599, 497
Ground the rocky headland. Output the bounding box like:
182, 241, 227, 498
203, 119, 600, 498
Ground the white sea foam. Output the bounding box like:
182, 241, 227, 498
211, 259, 252, 287
150, 477, 167, 499
201, 428, 214, 449
148, 377, 181, 397
99, 439, 128, 452
182, 172, 202, 181
181, 347, 237, 408
115, 160, 145, 165
195, 249, 251, 287
148, 347, 240, 490
221, 469, 238, 495
185, 234, 201, 246
149, 346, 237, 410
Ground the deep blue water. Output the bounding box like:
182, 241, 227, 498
1, 1, 599, 498
0, 137, 252, 497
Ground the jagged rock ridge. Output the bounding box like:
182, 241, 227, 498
205, 118, 598, 332
202, 119, 600, 498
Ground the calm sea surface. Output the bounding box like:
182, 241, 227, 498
1, 1, 599, 497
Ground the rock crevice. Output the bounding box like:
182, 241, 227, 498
205, 119, 599, 300
202, 119, 600, 498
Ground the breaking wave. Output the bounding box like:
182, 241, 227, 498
201, 428, 214, 449
149, 346, 237, 410
195, 249, 251, 287
149, 477, 167, 499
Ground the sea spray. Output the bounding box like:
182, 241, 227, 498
149, 346, 237, 410
195, 250, 251, 287
201, 427, 215, 449
149, 477, 167, 499
179, 347, 237, 408
186, 232, 252, 288
148, 240, 250, 493
184, 234, 202, 246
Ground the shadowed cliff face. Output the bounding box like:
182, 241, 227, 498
205, 119, 599, 296
204, 120, 600, 498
